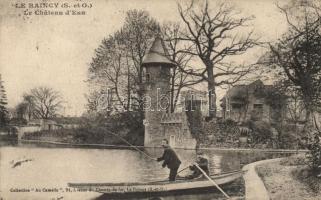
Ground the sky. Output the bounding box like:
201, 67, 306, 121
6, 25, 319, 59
0, 0, 290, 116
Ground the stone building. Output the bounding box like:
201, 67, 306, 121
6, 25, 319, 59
177, 89, 209, 118
220, 80, 286, 123
142, 37, 197, 149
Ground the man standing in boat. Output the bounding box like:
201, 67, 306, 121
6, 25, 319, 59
157, 139, 181, 181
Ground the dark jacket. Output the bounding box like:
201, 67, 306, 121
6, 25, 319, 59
188, 157, 209, 179
157, 147, 181, 169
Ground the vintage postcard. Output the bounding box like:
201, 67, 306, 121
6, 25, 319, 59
1, 0, 320, 199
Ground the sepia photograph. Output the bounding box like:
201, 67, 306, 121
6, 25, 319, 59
0, 0, 320, 199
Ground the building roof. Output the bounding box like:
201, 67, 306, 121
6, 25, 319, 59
142, 37, 175, 67
226, 85, 248, 99
221, 80, 274, 101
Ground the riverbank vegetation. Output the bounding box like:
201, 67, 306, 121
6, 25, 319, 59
21, 112, 144, 146
0, 75, 9, 127
198, 119, 312, 149
256, 155, 321, 200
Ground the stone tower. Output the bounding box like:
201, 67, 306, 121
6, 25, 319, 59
142, 37, 174, 147
142, 37, 197, 149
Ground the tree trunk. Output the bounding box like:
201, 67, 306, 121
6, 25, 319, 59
207, 66, 217, 119
126, 64, 131, 111
170, 68, 176, 113
312, 113, 321, 133
303, 103, 313, 135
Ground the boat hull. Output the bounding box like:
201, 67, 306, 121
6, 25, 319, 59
68, 170, 244, 198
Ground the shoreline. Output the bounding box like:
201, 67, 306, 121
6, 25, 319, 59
256, 157, 321, 200
241, 158, 282, 200
4, 139, 309, 153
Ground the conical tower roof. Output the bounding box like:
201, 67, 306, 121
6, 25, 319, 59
142, 37, 175, 67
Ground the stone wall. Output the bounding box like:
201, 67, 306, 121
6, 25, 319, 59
144, 111, 197, 149
162, 112, 197, 149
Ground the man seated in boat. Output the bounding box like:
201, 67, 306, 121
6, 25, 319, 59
186, 152, 210, 179
157, 139, 181, 181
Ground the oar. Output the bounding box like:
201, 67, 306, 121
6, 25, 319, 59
194, 163, 230, 199
105, 130, 157, 161
177, 165, 190, 174
177, 156, 199, 175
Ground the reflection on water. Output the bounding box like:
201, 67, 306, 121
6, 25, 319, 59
0, 143, 292, 200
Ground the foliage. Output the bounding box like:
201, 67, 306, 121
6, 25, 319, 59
22, 112, 144, 145
22, 128, 122, 145
246, 120, 273, 145
262, 88, 286, 109
278, 132, 299, 149
87, 10, 160, 116
266, 3, 321, 120
201, 119, 240, 147
52, 117, 85, 125
0, 75, 9, 126
292, 166, 321, 193
0, 126, 17, 134
185, 101, 204, 138
9, 117, 28, 126
280, 154, 307, 166
306, 131, 321, 176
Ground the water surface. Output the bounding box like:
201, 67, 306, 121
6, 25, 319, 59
0, 143, 292, 200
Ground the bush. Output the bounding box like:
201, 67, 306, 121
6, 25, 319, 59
280, 154, 307, 166
0, 126, 18, 134
244, 120, 273, 146
202, 119, 240, 147
275, 123, 306, 149
306, 131, 321, 176
292, 166, 321, 193
9, 118, 28, 125
279, 132, 298, 149
22, 111, 145, 146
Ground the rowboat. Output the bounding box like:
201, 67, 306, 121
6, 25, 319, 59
68, 170, 244, 198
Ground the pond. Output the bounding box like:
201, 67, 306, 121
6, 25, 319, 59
0, 142, 293, 200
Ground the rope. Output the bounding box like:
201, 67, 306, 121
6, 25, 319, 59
105, 130, 156, 161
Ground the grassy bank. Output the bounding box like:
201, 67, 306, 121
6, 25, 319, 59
256, 155, 321, 200
21, 125, 144, 146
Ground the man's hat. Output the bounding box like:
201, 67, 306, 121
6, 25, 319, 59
196, 152, 207, 159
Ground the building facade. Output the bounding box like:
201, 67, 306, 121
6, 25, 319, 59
221, 80, 286, 123
142, 37, 197, 149
177, 89, 209, 118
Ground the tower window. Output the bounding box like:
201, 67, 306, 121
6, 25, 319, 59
145, 73, 150, 82
160, 67, 170, 78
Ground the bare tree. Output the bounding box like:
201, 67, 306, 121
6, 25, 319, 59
85, 90, 113, 116
89, 34, 129, 113
177, 0, 259, 118
162, 22, 203, 112
23, 87, 63, 119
